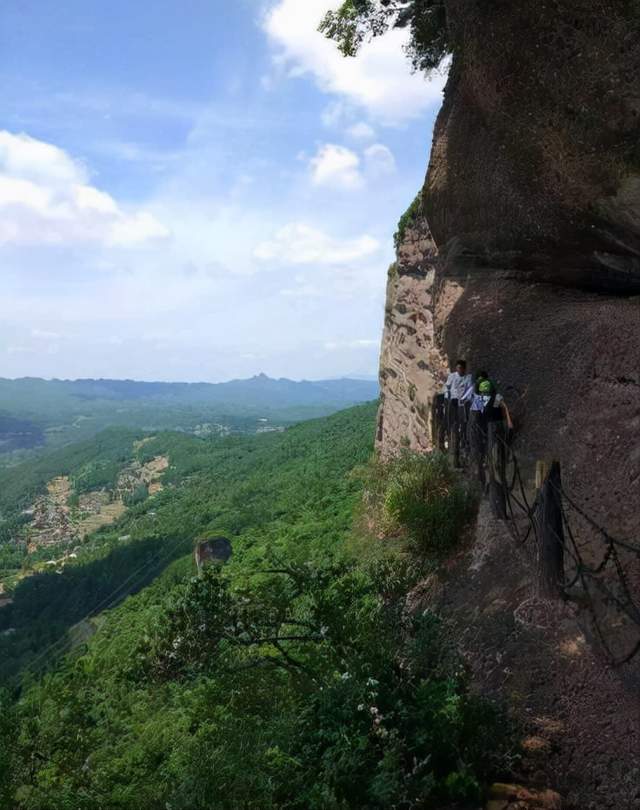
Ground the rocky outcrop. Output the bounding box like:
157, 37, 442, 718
376, 220, 445, 457
194, 536, 232, 571
376, 7, 640, 804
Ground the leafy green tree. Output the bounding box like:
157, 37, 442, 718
319, 0, 449, 72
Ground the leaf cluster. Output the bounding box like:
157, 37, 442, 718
319, 0, 449, 73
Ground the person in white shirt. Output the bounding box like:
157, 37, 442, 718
442, 360, 473, 466
444, 360, 473, 403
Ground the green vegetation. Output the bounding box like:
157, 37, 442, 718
0, 404, 508, 808
382, 453, 472, 557
0, 428, 139, 590
0, 375, 378, 463
320, 1, 449, 73
394, 191, 423, 249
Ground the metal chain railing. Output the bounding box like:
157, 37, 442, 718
497, 433, 640, 666
433, 402, 640, 667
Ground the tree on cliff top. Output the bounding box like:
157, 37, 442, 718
319, 0, 449, 72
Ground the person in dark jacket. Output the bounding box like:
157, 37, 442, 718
464, 372, 513, 487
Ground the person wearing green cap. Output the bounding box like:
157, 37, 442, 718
464, 371, 513, 487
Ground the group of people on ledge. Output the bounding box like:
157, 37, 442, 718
441, 359, 513, 485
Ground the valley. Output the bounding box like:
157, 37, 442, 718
0, 375, 378, 464
23, 452, 168, 556
0, 403, 515, 809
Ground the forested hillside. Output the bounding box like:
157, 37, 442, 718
0, 403, 508, 810
0, 375, 378, 462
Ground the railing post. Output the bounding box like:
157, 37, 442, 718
431, 393, 446, 452
488, 422, 507, 519
537, 461, 565, 599
535, 460, 548, 491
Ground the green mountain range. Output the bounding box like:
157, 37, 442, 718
0, 375, 379, 459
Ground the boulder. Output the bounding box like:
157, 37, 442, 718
194, 536, 232, 571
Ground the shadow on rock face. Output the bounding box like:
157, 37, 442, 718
424, 0, 640, 294
434, 271, 640, 546
194, 536, 232, 571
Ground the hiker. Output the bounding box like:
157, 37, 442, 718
464, 371, 513, 488
443, 359, 473, 466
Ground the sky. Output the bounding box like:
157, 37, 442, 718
0, 0, 445, 382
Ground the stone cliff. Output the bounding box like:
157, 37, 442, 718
376, 10, 640, 804
376, 218, 442, 457
427, 0, 640, 289
377, 1, 640, 541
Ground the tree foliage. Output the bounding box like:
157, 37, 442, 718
319, 0, 449, 73
1, 404, 511, 808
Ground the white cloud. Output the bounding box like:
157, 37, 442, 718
321, 100, 349, 129
0, 131, 170, 247
0, 130, 85, 187
347, 122, 376, 141
109, 211, 171, 246
254, 222, 379, 265
264, 0, 445, 125
309, 143, 362, 190
31, 328, 61, 340
364, 143, 396, 176
324, 339, 379, 351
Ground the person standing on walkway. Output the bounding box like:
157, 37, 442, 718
465, 372, 513, 488
443, 359, 473, 467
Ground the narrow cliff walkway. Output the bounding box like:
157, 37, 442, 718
430, 501, 640, 810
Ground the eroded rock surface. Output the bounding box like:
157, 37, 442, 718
426, 0, 640, 290
376, 221, 447, 457
377, 1, 640, 524
487, 783, 562, 810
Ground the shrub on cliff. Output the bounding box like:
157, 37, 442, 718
394, 191, 423, 249
381, 452, 472, 557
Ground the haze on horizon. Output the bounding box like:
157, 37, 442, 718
1, 0, 445, 384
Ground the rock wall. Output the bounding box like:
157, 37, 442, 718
426, 0, 640, 291
375, 9, 640, 804
377, 2, 640, 537
376, 220, 446, 457
377, 227, 640, 541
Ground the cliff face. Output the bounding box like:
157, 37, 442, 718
375, 9, 640, 803
376, 221, 444, 457
377, 2, 640, 539
426, 0, 640, 290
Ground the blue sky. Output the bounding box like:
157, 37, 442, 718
0, 0, 445, 382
